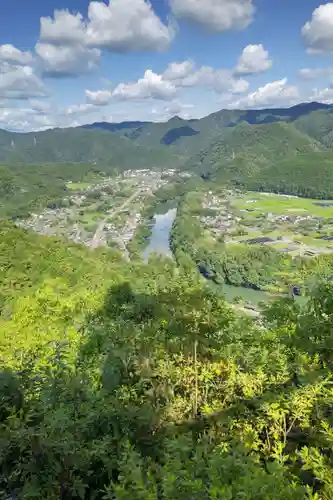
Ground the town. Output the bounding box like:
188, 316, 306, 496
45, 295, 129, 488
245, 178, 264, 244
16, 169, 182, 255
199, 189, 333, 258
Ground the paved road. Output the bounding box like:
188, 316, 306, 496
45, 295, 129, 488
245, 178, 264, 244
90, 188, 142, 249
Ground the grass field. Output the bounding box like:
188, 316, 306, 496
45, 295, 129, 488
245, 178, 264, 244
218, 191, 333, 257
232, 192, 333, 217
66, 182, 92, 191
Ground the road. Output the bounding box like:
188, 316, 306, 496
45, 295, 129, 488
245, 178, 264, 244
90, 188, 143, 249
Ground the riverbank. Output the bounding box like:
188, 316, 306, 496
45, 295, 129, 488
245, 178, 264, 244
142, 205, 275, 315
143, 208, 177, 262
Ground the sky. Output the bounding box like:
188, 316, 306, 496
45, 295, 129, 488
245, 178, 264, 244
2, 0, 333, 131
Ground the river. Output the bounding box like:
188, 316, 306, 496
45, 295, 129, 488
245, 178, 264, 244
142, 207, 272, 307
143, 208, 177, 262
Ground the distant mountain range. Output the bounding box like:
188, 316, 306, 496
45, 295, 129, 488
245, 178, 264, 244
2, 101, 333, 201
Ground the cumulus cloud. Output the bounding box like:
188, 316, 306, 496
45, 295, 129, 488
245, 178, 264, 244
162, 60, 249, 93
63, 103, 96, 116
39, 0, 174, 53
302, 3, 333, 53
86, 0, 174, 51
111, 62, 249, 103
235, 44, 272, 75
0, 44, 33, 65
162, 60, 195, 81
229, 78, 299, 109
113, 70, 178, 101
0, 106, 56, 132
310, 87, 333, 104
0, 64, 46, 99
35, 42, 100, 77
85, 89, 113, 106
181, 66, 249, 93
170, 0, 254, 32
29, 100, 53, 113
40, 10, 87, 46
151, 100, 195, 121
299, 67, 333, 80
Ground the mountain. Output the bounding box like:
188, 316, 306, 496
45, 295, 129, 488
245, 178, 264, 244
80, 102, 333, 156
1, 102, 332, 169
0, 127, 179, 167
83, 120, 149, 132
178, 120, 333, 197
2, 102, 333, 204
184, 121, 325, 177
243, 151, 333, 199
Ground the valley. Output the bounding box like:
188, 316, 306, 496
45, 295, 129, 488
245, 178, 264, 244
16, 168, 182, 255
4, 101, 333, 499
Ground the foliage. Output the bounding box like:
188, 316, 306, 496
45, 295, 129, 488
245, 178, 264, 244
243, 152, 333, 199
2, 220, 333, 498
0, 128, 178, 168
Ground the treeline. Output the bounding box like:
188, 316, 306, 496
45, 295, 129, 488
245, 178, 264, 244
170, 193, 294, 292
0, 163, 108, 218
170, 192, 333, 294
2, 221, 333, 497
242, 152, 333, 199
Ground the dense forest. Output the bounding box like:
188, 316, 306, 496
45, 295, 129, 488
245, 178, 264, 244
241, 152, 333, 199
2, 221, 333, 498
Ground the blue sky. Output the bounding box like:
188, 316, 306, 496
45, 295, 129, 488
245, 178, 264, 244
1, 0, 333, 131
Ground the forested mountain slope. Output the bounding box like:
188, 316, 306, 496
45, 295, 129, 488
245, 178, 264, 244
0, 102, 332, 170
183, 121, 325, 176
83, 102, 332, 155
0, 127, 178, 167
244, 151, 333, 198
2, 221, 333, 498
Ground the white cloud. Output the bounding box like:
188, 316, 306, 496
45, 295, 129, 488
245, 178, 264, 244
40, 10, 87, 46
299, 67, 333, 80
235, 44, 272, 75
86, 0, 174, 51
163, 60, 249, 93
111, 62, 249, 103
39, 1, 174, 53
0, 106, 56, 132
113, 70, 177, 101
229, 78, 299, 109
151, 100, 195, 121
29, 100, 53, 113
0, 64, 46, 99
63, 103, 96, 116
310, 87, 333, 104
179, 66, 249, 93
85, 89, 113, 106
0, 44, 33, 65
170, 0, 254, 32
302, 3, 333, 53
162, 60, 195, 81
35, 42, 100, 77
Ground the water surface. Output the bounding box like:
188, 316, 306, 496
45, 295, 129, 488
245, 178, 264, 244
143, 208, 177, 261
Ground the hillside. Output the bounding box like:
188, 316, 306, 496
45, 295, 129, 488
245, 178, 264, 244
0, 102, 332, 172
0, 162, 110, 217
0, 127, 178, 167
183, 121, 325, 178
2, 221, 333, 497
2, 101, 333, 217
82, 102, 333, 156
244, 151, 333, 198
293, 107, 333, 148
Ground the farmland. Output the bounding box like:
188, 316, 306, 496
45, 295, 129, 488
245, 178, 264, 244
201, 190, 333, 258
